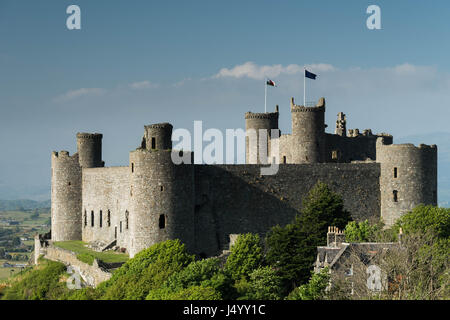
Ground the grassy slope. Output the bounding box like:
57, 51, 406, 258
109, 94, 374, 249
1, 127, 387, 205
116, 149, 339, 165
52, 241, 129, 265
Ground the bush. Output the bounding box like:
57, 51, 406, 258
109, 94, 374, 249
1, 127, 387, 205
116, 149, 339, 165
344, 220, 381, 242
1, 259, 71, 300
98, 239, 195, 300
224, 233, 263, 281
287, 268, 330, 300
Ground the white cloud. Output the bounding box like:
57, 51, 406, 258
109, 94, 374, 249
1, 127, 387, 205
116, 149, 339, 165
53, 88, 105, 102
213, 61, 336, 80
129, 80, 159, 90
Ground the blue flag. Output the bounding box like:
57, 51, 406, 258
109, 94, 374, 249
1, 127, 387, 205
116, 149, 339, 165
305, 69, 317, 80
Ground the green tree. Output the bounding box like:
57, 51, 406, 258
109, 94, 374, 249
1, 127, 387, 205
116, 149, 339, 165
97, 239, 195, 300
344, 220, 381, 242
394, 205, 450, 238
148, 257, 235, 300
287, 267, 330, 300
244, 266, 283, 300
224, 233, 263, 281
266, 182, 352, 292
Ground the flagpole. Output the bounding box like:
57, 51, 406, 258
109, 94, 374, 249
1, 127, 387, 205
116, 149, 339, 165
264, 79, 267, 113
303, 66, 306, 106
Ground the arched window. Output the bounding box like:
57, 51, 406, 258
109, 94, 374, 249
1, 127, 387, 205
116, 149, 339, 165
91, 211, 94, 227
283, 156, 286, 164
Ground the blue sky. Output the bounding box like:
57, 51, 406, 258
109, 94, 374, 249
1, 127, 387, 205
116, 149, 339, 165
1, 0, 450, 200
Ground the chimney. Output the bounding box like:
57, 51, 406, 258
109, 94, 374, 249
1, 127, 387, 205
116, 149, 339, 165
335, 227, 345, 246
327, 226, 335, 247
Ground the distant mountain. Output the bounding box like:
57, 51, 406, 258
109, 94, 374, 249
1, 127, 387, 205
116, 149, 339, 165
396, 132, 450, 208
0, 199, 50, 212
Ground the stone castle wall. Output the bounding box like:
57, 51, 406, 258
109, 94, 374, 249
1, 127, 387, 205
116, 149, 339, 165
82, 166, 130, 248
44, 245, 111, 287
194, 163, 381, 256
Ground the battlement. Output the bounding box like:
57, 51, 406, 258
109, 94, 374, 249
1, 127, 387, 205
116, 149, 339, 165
377, 137, 437, 150
244, 111, 279, 120
51, 151, 78, 160
144, 123, 173, 129
76, 133, 103, 140
290, 97, 325, 112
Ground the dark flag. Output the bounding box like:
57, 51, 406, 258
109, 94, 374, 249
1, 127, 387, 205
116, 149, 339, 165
266, 79, 276, 86
305, 69, 317, 80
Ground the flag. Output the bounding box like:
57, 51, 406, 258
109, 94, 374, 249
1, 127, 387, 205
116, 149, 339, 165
305, 70, 317, 80
266, 79, 276, 87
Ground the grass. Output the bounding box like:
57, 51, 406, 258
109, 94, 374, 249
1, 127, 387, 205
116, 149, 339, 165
52, 241, 129, 265
0, 267, 23, 280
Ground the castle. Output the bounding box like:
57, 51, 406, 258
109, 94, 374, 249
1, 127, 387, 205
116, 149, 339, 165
50, 97, 437, 258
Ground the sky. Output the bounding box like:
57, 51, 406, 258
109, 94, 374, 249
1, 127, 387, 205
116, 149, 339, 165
0, 0, 450, 200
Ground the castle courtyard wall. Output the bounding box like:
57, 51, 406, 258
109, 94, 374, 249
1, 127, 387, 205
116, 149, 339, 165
194, 163, 381, 256
82, 166, 130, 248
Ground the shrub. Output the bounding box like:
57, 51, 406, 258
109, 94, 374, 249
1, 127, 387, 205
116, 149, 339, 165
224, 233, 263, 281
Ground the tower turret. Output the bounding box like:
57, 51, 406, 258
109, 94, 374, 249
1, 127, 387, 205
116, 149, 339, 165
245, 106, 279, 164
144, 123, 173, 150
290, 97, 326, 163
51, 151, 82, 241
376, 138, 438, 226
76, 133, 104, 168
128, 124, 194, 257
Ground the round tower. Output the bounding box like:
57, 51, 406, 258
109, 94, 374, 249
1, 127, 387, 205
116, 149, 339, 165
245, 107, 279, 164
290, 97, 326, 163
376, 138, 437, 227
51, 151, 82, 241
128, 132, 195, 257
144, 123, 173, 150
76, 133, 104, 168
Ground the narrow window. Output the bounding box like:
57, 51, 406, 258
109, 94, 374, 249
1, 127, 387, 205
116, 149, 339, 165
107, 210, 111, 227
91, 211, 94, 227
99, 210, 103, 228
84, 210, 87, 227
393, 190, 398, 202
131, 163, 134, 173
120, 221, 122, 233
159, 214, 166, 229
114, 227, 117, 239
68, 182, 71, 186
151, 137, 156, 149
393, 167, 398, 178
332, 150, 339, 160
160, 185, 164, 191
125, 211, 129, 230
283, 156, 286, 164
